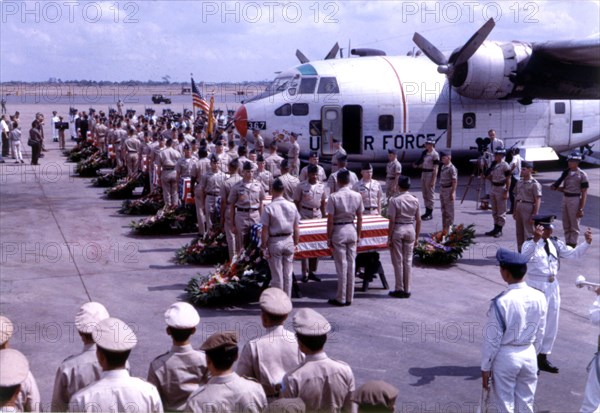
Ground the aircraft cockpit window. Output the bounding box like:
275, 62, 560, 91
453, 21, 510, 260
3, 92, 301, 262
379, 115, 394, 131
275, 104, 292, 116
555, 102, 566, 114
292, 103, 309, 116
299, 78, 317, 94
317, 77, 339, 94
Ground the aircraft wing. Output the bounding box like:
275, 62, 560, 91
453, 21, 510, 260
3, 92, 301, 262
533, 38, 600, 66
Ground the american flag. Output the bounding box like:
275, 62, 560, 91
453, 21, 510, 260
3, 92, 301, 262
191, 77, 209, 114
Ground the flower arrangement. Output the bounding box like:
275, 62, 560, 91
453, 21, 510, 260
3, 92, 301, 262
129, 205, 197, 235
92, 166, 127, 187
104, 173, 142, 199
175, 225, 229, 265
185, 225, 270, 307
76, 152, 112, 177
65, 144, 98, 163
119, 189, 164, 215
414, 224, 476, 265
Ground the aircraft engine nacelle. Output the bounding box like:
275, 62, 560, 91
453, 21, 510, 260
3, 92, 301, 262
450, 41, 530, 100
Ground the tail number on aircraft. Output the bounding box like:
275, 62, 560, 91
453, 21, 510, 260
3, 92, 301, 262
363, 133, 437, 151
247, 121, 267, 130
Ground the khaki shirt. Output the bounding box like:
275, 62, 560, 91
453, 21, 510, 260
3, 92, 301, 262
260, 198, 300, 237
147, 344, 209, 412
440, 163, 458, 187
229, 180, 265, 209
388, 191, 420, 224
331, 147, 347, 170
326, 186, 363, 223
94, 124, 108, 139
186, 373, 266, 413
489, 161, 511, 184
221, 174, 243, 223
199, 170, 228, 197
562, 168, 589, 194
175, 157, 194, 178
287, 142, 300, 160
386, 159, 402, 179
515, 178, 542, 203
299, 164, 327, 183
158, 147, 181, 169
265, 153, 284, 177
237, 156, 258, 174
191, 158, 211, 182
216, 152, 230, 173
327, 170, 359, 193
352, 180, 382, 212
293, 181, 326, 218
278, 173, 300, 202
421, 149, 440, 170
254, 169, 274, 193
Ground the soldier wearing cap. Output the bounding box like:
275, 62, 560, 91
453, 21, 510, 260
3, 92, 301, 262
123, 127, 142, 178
1, 316, 41, 413
51, 302, 111, 412
387, 176, 421, 299
299, 152, 327, 183
581, 288, 600, 413
483, 147, 511, 238
438, 151, 457, 233
199, 154, 228, 233
158, 138, 182, 208
229, 161, 266, 248
327, 155, 358, 194
186, 332, 267, 412
214, 139, 231, 173
481, 248, 547, 412
293, 164, 326, 283
149, 134, 165, 192
221, 159, 243, 260
353, 163, 382, 215
236, 289, 303, 399
508, 147, 524, 214
0, 349, 32, 411
191, 147, 211, 236
260, 180, 300, 296
282, 309, 355, 411
550, 151, 589, 247
253, 127, 265, 154
175, 144, 194, 181
287, 133, 300, 177
413, 138, 439, 221
147, 302, 208, 412
94, 117, 108, 154
331, 139, 347, 173
68, 317, 163, 412
265, 142, 283, 178
255, 155, 274, 194
278, 159, 300, 202
236, 145, 254, 174
326, 169, 363, 306
521, 215, 592, 374
385, 150, 402, 199
352, 380, 398, 411
513, 161, 542, 251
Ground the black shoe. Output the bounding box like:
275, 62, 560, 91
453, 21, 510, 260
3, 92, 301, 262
493, 230, 503, 238
301, 275, 309, 283
39, 154, 45, 158
537, 354, 559, 374
485, 229, 496, 236
328, 299, 345, 307
307, 272, 321, 282
344, 302, 352, 306
421, 214, 432, 221
388, 290, 406, 298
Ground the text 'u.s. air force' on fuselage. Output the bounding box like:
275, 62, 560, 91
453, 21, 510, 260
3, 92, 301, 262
234, 19, 600, 166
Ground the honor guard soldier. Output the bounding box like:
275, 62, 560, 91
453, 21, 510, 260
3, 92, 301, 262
481, 248, 547, 412
260, 180, 300, 296
147, 302, 208, 412
521, 215, 593, 373
352, 381, 399, 412
438, 151, 457, 233
580, 288, 600, 413
1, 316, 41, 412
123, 128, 142, 177
327, 155, 358, 194
236, 288, 304, 399
264, 142, 283, 178
282, 308, 355, 411
287, 132, 301, 176
68, 318, 163, 413
158, 138, 182, 208
255, 155, 274, 194
550, 151, 589, 247
293, 164, 327, 283
199, 155, 228, 233
94, 117, 108, 154
236, 145, 253, 173
299, 151, 327, 183
253, 127, 265, 154
51, 303, 111, 412
0, 349, 34, 413
483, 147, 511, 237
330, 139, 347, 173
190, 147, 210, 236
221, 159, 242, 260
353, 163, 383, 215
413, 137, 439, 221
513, 161, 541, 251
229, 161, 266, 248
186, 332, 267, 412
214, 140, 230, 173
385, 149, 402, 198
326, 169, 363, 306
278, 159, 300, 202
387, 176, 421, 299
175, 144, 194, 183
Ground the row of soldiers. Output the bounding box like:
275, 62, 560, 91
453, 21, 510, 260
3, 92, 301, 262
0, 290, 400, 412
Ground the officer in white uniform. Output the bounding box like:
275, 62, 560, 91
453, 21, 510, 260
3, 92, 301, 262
0, 349, 32, 412
581, 288, 600, 413
521, 214, 593, 373
481, 248, 547, 413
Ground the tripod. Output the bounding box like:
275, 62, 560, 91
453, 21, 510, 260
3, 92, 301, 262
461, 154, 488, 210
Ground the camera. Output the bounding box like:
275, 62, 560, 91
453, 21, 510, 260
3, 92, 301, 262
55, 122, 69, 130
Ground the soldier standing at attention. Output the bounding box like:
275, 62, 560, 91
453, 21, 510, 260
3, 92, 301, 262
327, 155, 358, 194
326, 170, 363, 307
264, 141, 283, 178
387, 176, 421, 299
229, 161, 265, 249
123, 128, 141, 178
513, 161, 542, 251
550, 151, 589, 247
413, 138, 439, 221
438, 151, 457, 233
260, 179, 300, 296
158, 138, 182, 208
220, 159, 242, 260
278, 159, 300, 202
484, 147, 511, 238
353, 163, 382, 216
508, 148, 523, 214
255, 155, 274, 194
385, 149, 402, 199
293, 164, 326, 283
252, 127, 265, 154
199, 155, 228, 233
299, 151, 327, 183
287, 132, 300, 177
330, 138, 347, 173
175, 144, 194, 182
191, 147, 210, 236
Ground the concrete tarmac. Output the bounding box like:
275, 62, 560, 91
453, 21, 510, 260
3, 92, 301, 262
1, 120, 599, 412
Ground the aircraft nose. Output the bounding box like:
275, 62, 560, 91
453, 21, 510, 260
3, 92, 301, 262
234, 105, 248, 137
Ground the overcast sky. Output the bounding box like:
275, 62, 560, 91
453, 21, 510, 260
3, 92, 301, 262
1, 0, 598, 82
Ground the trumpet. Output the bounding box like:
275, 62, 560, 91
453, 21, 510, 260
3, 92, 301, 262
575, 275, 600, 291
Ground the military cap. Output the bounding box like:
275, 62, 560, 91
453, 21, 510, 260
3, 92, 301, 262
439, 151, 450, 158
228, 158, 239, 168
337, 169, 350, 181
249, 149, 256, 154
309, 151, 318, 158
280, 159, 289, 169
0, 349, 29, 387
0, 316, 14, 345
242, 161, 253, 171
158, 135, 165, 141
307, 164, 318, 173
259, 287, 292, 316
496, 248, 528, 266
521, 160, 534, 169
92, 317, 137, 352
269, 141, 278, 149
209, 154, 219, 163
215, 140, 223, 147
387, 149, 396, 155
257, 155, 265, 163
361, 162, 372, 171
290, 132, 299, 138
494, 147, 506, 155
200, 331, 238, 351
164, 302, 200, 329
533, 214, 556, 229
293, 308, 331, 336
268, 398, 306, 413
337, 154, 348, 162
567, 151, 582, 161
75, 302, 110, 334
398, 176, 411, 189
425, 137, 436, 144
183, 144, 190, 150
238, 145, 248, 155
351, 380, 399, 408
271, 179, 285, 193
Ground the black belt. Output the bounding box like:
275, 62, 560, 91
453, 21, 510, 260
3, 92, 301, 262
128, 150, 137, 153
441, 184, 453, 188
236, 207, 258, 212
564, 192, 581, 197
422, 168, 433, 172
386, 177, 396, 180
270, 233, 291, 237
516, 199, 533, 204
206, 192, 219, 196
364, 206, 378, 210
334, 222, 353, 226
492, 182, 506, 186
162, 166, 175, 170
395, 221, 414, 225
302, 206, 319, 211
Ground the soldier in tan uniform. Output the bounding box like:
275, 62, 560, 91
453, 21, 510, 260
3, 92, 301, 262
186, 332, 267, 412
51, 302, 110, 412
513, 161, 542, 251
254, 155, 274, 194
214, 140, 230, 173
199, 155, 228, 233
253, 127, 265, 154
220, 159, 242, 259
293, 164, 326, 283
123, 128, 142, 178
282, 308, 355, 411
353, 162, 382, 215
229, 161, 266, 248
484, 147, 511, 237
385, 149, 402, 198
94, 118, 108, 154
147, 302, 208, 412
236, 288, 303, 399
330, 139, 347, 173
288, 132, 301, 177
551, 151, 589, 247
326, 170, 363, 306
264, 142, 283, 178
299, 151, 327, 183
175, 144, 195, 195
149, 136, 164, 192
413, 138, 439, 220
158, 138, 182, 208
438, 151, 458, 233
387, 176, 421, 298
327, 155, 358, 194
278, 159, 300, 202
191, 148, 210, 236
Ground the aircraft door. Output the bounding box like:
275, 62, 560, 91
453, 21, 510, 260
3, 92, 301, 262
321, 106, 342, 155
548, 100, 571, 147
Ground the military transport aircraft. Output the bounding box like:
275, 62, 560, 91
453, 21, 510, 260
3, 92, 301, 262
233, 18, 600, 166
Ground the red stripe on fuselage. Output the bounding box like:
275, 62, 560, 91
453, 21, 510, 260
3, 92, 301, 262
380, 57, 407, 133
